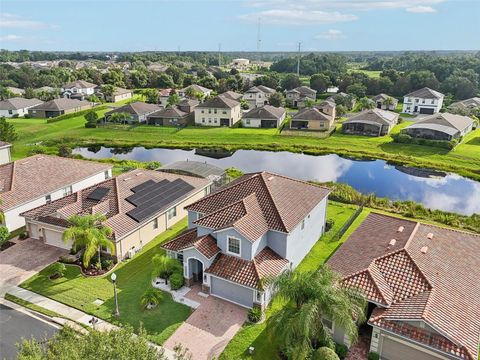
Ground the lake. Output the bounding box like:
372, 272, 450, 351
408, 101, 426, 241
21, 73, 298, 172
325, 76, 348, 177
73, 146, 480, 216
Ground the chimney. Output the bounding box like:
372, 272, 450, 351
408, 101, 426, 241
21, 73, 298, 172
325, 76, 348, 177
421, 246, 428, 254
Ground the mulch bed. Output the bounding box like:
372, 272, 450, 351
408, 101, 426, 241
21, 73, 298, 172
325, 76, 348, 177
0, 241, 15, 251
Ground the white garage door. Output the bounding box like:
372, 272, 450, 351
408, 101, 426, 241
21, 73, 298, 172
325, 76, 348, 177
381, 336, 444, 360
44, 229, 71, 250
210, 277, 253, 308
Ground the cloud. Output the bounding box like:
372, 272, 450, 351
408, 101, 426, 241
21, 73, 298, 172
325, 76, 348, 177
238, 9, 358, 25
0, 34, 23, 41
406, 5, 436, 12
0, 13, 58, 30
315, 29, 346, 40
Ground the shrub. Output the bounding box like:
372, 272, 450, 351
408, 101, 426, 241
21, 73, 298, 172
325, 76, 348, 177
325, 219, 335, 232
247, 307, 262, 323
368, 352, 380, 360
312, 347, 340, 360
18, 231, 28, 240
140, 287, 163, 310
0, 226, 9, 247
151, 254, 182, 284
101, 259, 114, 270
45, 262, 66, 279
335, 343, 349, 359
169, 272, 184, 290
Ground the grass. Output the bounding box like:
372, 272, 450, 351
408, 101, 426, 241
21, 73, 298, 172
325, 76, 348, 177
20, 219, 191, 345
220, 202, 366, 360
4, 293, 64, 319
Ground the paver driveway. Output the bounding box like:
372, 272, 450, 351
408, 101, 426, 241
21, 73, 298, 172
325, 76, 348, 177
0, 238, 67, 287
164, 287, 247, 360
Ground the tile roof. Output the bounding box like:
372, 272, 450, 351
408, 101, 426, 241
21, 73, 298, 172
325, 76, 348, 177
105, 101, 160, 116
344, 109, 399, 126
186, 171, 330, 235
196, 95, 240, 109
405, 112, 474, 133
206, 247, 288, 288
112, 87, 132, 96
162, 228, 220, 259
0, 155, 112, 211
0, 97, 43, 110
180, 84, 211, 94
256, 85, 276, 94
327, 213, 480, 360
405, 87, 444, 99
292, 107, 331, 121
450, 97, 480, 109
63, 80, 97, 89
219, 91, 243, 101
148, 106, 188, 119
287, 86, 317, 96
243, 105, 286, 120
21, 169, 210, 240
29, 98, 91, 111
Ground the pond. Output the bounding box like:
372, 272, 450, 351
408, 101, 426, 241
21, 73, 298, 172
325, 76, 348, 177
73, 146, 480, 216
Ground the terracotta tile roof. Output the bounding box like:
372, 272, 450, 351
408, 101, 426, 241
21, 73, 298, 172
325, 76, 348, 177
206, 247, 288, 289
162, 228, 220, 259
186, 172, 330, 235
328, 213, 480, 360
21, 169, 210, 241
0, 155, 112, 211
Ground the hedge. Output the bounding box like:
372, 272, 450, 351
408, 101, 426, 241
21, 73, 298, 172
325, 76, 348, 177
392, 132, 457, 150
46, 105, 108, 124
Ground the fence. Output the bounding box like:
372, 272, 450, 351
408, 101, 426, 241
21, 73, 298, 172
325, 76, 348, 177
328, 205, 364, 243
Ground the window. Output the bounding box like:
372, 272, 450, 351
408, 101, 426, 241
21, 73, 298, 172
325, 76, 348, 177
167, 206, 177, 220
8, 110, 13, 115
214, 109, 217, 114
153, 218, 158, 229
208, 109, 212, 114
177, 252, 184, 263
246, 119, 251, 124
201, 110, 204, 114
422, 99, 425, 104
62, 186, 72, 196
415, 99, 419, 103
104, 170, 111, 179
227, 237, 241, 255
431, 99, 435, 104
45, 194, 52, 204
222, 111, 227, 114
256, 291, 262, 302
202, 118, 205, 123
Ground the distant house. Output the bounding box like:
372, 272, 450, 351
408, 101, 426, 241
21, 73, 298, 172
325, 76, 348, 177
0, 141, 12, 165
402, 87, 444, 114
147, 99, 198, 126
21, 169, 211, 259
241, 105, 286, 128
0, 97, 43, 118
286, 86, 317, 108
28, 98, 92, 118
194, 96, 241, 127
219, 91, 243, 102
104, 101, 160, 124
231, 58, 250, 69
158, 88, 173, 108
342, 109, 399, 136
178, 84, 212, 99
327, 92, 356, 109
0, 155, 112, 231
6, 87, 25, 96
242, 86, 276, 109
103, 87, 133, 103
61, 80, 97, 100
402, 113, 474, 141
290, 107, 334, 131
315, 100, 336, 119
373, 94, 398, 110
34, 86, 57, 94
449, 97, 480, 111
159, 160, 227, 190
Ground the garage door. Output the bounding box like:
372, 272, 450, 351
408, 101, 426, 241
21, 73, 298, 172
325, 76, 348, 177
381, 336, 444, 360
44, 229, 72, 250
210, 277, 253, 308
419, 108, 435, 114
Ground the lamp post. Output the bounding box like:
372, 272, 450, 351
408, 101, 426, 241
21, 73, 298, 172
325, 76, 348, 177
111, 272, 119, 317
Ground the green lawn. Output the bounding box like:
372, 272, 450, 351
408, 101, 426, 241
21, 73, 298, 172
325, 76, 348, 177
220, 202, 367, 360
20, 219, 191, 345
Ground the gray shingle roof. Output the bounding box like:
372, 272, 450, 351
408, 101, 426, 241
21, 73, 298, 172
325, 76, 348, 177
29, 98, 90, 111
0, 97, 43, 110
105, 101, 159, 116
148, 106, 188, 118
292, 107, 331, 121
344, 109, 399, 126
62, 80, 97, 89
180, 84, 211, 94
243, 105, 286, 120
196, 96, 240, 109
405, 87, 444, 99
405, 112, 474, 133
219, 91, 243, 101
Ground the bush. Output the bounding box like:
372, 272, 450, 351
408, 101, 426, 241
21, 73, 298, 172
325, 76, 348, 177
312, 347, 340, 360
325, 219, 335, 232
18, 231, 28, 240
45, 262, 66, 279
140, 287, 163, 310
335, 343, 349, 359
247, 307, 262, 323
391, 132, 455, 149
23, 113, 31, 119
368, 352, 380, 360
46, 105, 107, 124
169, 272, 184, 290
0, 226, 9, 247
101, 259, 114, 270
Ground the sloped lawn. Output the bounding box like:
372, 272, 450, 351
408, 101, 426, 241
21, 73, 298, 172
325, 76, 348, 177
21, 219, 190, 345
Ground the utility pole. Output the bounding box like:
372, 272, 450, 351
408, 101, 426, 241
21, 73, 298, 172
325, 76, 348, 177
296, 42, 302, 76
218, 43, 222, 66
257, 17, 262, 51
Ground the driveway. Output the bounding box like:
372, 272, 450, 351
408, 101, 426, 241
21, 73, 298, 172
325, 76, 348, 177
164, 286, 247, 360
0, 238, 67, 288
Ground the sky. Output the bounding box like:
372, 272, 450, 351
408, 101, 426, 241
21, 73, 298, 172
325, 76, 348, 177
0, 0, 479, 52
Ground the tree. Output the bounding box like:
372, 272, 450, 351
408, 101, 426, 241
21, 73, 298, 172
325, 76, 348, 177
62, 214, 114, 269
312, 347, 340, 360
253, 74, 280, 89
0, 226, 9, 248
151, 254, 182, 285
346, 83, 367, 98
281, 74, 301, 90
58, 144, 72, 157
268, 92, 285, 107
84, 110, 99, 128
143, 88, 159, 104
310, 74, 331, 93
24, 87, 36, 99
101, 84, 115, 99
140, 287, 163, 310
0, 117, 18, 142
267, 266, 366, 359
0, 86, 15, 100
336, 105, 348, 118
357, 97, 375, 110
167, 93, 181, 107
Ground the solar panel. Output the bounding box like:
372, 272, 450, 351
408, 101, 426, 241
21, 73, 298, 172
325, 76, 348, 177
126, 179, 195, 222
87, 187, 110, 201
130, 179, 157, 193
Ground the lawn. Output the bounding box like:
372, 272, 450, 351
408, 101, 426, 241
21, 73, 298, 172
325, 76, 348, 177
20, 219, 191, 345
220, 202, 367, 360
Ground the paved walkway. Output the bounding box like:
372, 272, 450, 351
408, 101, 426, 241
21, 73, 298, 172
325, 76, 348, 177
164, 285, 247, 360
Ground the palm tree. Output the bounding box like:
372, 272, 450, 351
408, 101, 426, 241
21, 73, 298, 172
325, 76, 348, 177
140, 288, 163, 310
0, 198, 5, 224
62, 214, 114, 269
151, 254, 182, 285
358, 97, 375, 110
267, 266, 366, 360
383, 96, 395, 110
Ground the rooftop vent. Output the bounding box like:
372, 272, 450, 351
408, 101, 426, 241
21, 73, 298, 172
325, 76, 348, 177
427, 233, 434, 240
123, 177, 132, 181
421, 246, 428, 254
397, 226, 405, 233
389, 239, 397, 246
267, 176, 275, 181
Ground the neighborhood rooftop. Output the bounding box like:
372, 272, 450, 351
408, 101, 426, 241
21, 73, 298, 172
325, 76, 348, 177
406, 112, 474, 134
405, 87, 444, 99
106, 101, 160, 116
29, 98, 91, 111
243, 105, 286, 120
344, 108, 399, 126
0, 97, 43, 110
196, 95, 240, 109
63, 80, 97, 88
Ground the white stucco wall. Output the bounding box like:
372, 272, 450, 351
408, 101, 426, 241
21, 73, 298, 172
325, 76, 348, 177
402, 96, 444, 114
0, 146, 11, 165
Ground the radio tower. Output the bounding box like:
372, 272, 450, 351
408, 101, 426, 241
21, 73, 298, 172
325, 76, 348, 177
257, 17, 261, 51
296, 42, 302, 76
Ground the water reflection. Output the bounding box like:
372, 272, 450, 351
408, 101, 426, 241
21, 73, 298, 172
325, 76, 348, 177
73, 146, 480, 216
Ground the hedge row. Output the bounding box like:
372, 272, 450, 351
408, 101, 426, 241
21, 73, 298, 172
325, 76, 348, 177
46, 105, 108, 123
392, 133, 457, 150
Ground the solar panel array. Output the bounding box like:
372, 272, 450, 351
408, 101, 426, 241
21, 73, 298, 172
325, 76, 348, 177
87, 187, 110, 201
126, 179, 195, 222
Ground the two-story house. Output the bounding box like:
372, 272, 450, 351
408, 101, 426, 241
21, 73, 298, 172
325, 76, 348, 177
162, 172, 330, 309
286, 86, 317, 108
61, 80, 97, 100
242, 86, 276, 108
194, 96, 241, 127
402, 87, 444, 114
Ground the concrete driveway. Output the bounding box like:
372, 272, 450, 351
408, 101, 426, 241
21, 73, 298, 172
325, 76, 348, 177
164, 287, 247, 360
0, 238, 67, 287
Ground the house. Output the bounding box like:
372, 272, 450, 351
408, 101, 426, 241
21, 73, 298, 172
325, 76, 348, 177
158, 88, 173, 108
327, 213, 480, 360
194, 96, 241, 127
104, 101, 160, 124
449, 97, 480, 111
342, 109, 399, 136
219, 91, 243, 102
0, 155, 112, 231
327, 92, 357, 110
402, 113, 474, 141
21, 169, 211, 260
178, 84, 212, 99
147, 99, 198, 126
159, 161, 227, 190
286, 86, 317, 108
0, 141, 12, 165
402, 87, 444, 114
242, 86, 276, 109
0, 97, 43, 118
290, 107, 334, 131
231, 58, 250, 69
242, 105, 286, 128
103, 87, 133, 103
373, 94, 398, 110
61, 80, 97, 100
315, 100, 336, 119
28, 98, 92, 118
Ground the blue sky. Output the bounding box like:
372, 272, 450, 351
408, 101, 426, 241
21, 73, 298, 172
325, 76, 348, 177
1, 0, 479, 52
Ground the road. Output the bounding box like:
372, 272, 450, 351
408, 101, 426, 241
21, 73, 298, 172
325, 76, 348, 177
0, 304, 58, 359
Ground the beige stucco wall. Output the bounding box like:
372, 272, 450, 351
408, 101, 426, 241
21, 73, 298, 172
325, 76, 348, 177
194, 105, 242, 127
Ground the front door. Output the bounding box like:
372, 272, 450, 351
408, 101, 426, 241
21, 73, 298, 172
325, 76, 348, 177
220, 118, 230, 127
414, 106, 418, 112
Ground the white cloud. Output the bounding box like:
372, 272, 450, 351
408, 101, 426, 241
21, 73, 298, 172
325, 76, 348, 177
239, 9, 358, 25
0, 13, 58, 30
0, 34, 22, 41
406, 5, 436, 12
315, 29, 346, 40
